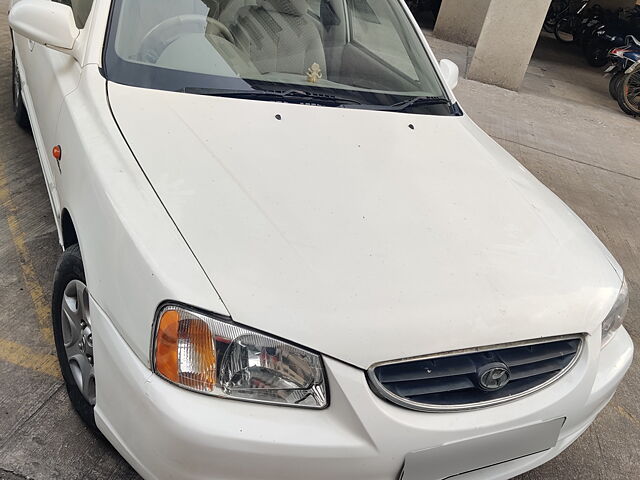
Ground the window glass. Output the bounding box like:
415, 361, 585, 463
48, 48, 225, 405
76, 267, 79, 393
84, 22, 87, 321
103, 0, 454, 115
307, 0, 321, 18
348, 0, 418, 80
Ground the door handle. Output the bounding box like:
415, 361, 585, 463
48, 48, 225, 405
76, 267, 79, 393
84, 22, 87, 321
28, 39, 35, 51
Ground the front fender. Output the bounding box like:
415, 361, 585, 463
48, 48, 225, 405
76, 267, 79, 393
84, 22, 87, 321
55, 66, 228, 366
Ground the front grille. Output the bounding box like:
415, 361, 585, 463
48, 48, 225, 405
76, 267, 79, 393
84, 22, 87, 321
368, 336, 582, 411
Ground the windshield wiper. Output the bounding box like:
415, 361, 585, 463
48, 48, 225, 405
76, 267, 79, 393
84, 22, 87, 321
182, 87, 363, 106
380, 95, 451, 112
182, 87, 453, 112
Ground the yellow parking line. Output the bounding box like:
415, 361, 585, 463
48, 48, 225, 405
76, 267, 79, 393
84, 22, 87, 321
615, 405, 640, 427
0, 159, 54, 344
0, 338, 61, 378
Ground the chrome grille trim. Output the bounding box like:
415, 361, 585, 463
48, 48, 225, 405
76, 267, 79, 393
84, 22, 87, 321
367, 334, 585, 412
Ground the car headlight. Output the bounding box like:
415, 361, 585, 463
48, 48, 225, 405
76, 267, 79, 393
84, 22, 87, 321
601, 278, 629, 348
152, 304, 327, 408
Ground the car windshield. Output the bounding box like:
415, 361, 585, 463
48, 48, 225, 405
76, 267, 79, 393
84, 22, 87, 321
104, 0, 456, 114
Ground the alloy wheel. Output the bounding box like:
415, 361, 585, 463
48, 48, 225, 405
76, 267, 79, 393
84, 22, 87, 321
61, 280, 96, 406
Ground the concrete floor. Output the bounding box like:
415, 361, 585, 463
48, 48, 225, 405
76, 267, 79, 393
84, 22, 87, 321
0, 5, 638, 479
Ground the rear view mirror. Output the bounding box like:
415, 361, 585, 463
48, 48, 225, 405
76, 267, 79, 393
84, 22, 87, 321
9, 0, 79, 56
439, 59, 459, 90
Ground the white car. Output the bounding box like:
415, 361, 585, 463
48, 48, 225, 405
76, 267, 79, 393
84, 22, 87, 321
8, 0, 633, 479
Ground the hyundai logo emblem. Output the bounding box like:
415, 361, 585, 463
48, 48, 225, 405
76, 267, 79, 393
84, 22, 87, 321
477, 362, 511, 391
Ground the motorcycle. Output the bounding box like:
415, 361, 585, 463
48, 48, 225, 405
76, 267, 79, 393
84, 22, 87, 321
584, 7, 640, 67
577, 4, 607, 49
605, 35, 640, 116
544, 0, 570, 33
554, 0, 590, 43
585, 27, 627, 67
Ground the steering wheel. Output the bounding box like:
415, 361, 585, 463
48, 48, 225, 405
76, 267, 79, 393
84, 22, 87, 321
139, 14, 234, 64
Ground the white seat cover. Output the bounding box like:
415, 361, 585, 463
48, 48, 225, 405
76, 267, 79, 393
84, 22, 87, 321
229, 0, 326, 76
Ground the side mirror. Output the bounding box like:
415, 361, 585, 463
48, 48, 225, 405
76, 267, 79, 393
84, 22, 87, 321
9, 0, 79, 55
439, 59, 459, 90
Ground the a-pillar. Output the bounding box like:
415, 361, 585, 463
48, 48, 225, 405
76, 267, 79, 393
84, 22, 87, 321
467, 0, 552, 90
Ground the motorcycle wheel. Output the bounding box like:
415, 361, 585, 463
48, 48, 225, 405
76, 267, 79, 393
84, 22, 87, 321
555, 17, 575, 43
580, 26, 600, 52
609, 71, 624, 100
616, 72, 640, 116
544, 0, 569, 33
585, 40, 610, 67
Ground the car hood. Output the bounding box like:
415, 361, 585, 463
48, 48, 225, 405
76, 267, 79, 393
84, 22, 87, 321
108, 83, 622, 369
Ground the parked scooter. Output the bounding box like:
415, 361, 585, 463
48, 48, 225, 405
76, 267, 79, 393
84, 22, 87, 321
605, 35, 640, 116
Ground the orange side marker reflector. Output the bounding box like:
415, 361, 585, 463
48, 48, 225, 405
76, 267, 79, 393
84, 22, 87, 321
52, 145, 62, 160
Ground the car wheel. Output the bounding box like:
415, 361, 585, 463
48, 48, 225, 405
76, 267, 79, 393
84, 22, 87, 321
52, 244, 98, 430
11, 48, 30, 130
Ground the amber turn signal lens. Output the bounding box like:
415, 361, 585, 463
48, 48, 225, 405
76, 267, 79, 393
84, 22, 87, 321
154, 308, 217, 391
155, 309, 180, 382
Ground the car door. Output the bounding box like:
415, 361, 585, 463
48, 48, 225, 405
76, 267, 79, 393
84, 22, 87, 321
12, 0, 94, 215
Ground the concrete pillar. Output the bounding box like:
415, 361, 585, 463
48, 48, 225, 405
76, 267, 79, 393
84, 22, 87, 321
433, 0, 492, 47
467, 0, 552, 90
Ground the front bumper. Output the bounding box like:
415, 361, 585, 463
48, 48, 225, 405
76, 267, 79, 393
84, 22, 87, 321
92, 299, 633, 480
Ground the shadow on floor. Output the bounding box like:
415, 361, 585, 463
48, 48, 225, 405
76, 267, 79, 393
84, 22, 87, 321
524, 33, 616, 112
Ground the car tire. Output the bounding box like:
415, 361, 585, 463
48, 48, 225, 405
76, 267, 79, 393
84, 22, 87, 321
52, 244, 98, 431
11, 48, 30, 130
